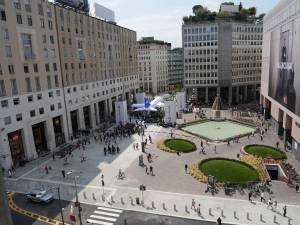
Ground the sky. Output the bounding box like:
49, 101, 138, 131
90, 0, 278, 47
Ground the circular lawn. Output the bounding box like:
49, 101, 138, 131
164, 138, 196, 153
244, 145, 286, 160
199, 158, 259, 183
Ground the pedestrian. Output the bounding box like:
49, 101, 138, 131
260, 192, 265, 203
214, 145, 217, 154
191, 199, 196, 210
274, 200, 278, 211
45, 165, 49, 174
197, 204, 201, 215
149, 135, 152, 144
185, 164, 188, 173
276, 141, 279, 149
267, 198, 273, 209
260, 134, 263, 141
145, 165, 148, 174
150, 166, 153, 176
52, 153, 55, 161
283, 205, 287, 217
296, 184, 299, 192
61, 170, 66, 178
217, 217, 222, 225
227, 140, 230, 146
117, 146, 120, 154
248, 191, 252, 202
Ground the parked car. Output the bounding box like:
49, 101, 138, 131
26, 190, 54, 204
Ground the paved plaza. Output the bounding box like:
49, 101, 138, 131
4, 113, 300, 225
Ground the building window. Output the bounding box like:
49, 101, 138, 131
16, 14, 22, 24
39, 107, 44, 114
54, 75, 59, 87
35, 77, 41, 91
50, 105, 55, 111
33, 64, 38, 72
44, 48, 48, 58
27, 16, 33, 26
30, 110, 35, 117
1, 100, 8, 108
37, 93, 42, 100
13, 98, 20, 105
10, 79, 18, 95
38, 3, 44, 16
42, 34, 46, 43
56, 90, 60, 96
3, 28, 9, 40
4, 116, 11, 125
16, 113, 22, 121
58, 102, 62, 109
48, 20, 53, 30
45, 63, 50, 72
21, 33, 35, 59
0, 9, 6, 21
48, 91, 53, 98
5, 46, 12, 57
0, 80, 6, 97
24, 0, 31, 12
47, 75, 52, 89
8, 64, 14, 74
53, 63, 57, 71
50, 35, 54, 44
24, 64, 29, 73
40, 18, 45, 28
13, 0, 21, 9
27, 95, 33, 102
25, 77, 32, 92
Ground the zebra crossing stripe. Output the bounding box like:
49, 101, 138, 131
90, 215, 117, 222
97, 206, 123, 213
86, 219, 113, 225
93, 210, 120, 217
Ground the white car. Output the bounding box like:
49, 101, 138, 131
26, 190, 54, 204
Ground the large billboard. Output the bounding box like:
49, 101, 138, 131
55, 0, 89, 13
268, 18, 300, 116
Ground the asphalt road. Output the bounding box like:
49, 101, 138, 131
12, 193, 232, 225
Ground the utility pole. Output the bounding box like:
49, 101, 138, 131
57, 186, 65, 225
0, 167, 13, 225
74, 176, 83, 225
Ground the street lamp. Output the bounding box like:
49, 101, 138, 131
57, 186, 65, 225
74, 176, 83, 225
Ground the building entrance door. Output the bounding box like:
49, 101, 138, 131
8, 130, 25, 167
32, 122, 48, 156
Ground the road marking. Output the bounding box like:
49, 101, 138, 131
90, 215, 117, 222
94, 210, 120, 217
86, 219, 114, 225
97, 206, 123, 213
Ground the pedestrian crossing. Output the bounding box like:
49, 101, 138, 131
86, 206, 122, 225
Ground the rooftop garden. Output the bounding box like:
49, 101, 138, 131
183, 2, 265, 24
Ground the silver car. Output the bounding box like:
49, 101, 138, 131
26, 190, 54, 204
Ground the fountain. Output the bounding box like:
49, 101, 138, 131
211, 95, 223, 120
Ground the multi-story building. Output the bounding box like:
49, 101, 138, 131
0, 0, 139, 170
54, 4, 138, 137
260, 0, 300, 160
138, 37, 171, 95
168, 48, 184, 90
182, 4, 263, 105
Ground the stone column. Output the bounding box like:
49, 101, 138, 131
94, 102, 99, 126
205, 87, 209, 104
236, 86, 240, 103
61, 114, 69, 142
0, 132, 12, 170
22, 126, 37, 160
228, 86, 232, 105
45, 119, 56, 151
244, 85, 248, 102
78, 108, 86, 130
66, 111, 73, 137
90, 103, 97, 129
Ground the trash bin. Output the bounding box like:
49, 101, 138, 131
136, 197, 140, 205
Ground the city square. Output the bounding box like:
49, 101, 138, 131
1, 0, 300, 225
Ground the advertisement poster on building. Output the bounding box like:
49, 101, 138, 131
268, 18, 300, 116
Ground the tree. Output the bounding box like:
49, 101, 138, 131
222, 2, 234, 5
248, 7, 257, 16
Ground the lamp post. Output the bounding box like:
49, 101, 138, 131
57, 186, 65, 225
74, 176, 83, 225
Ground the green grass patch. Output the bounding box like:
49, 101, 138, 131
164, 138, 196, 153
199, 158, 259, 184
244, 145, 287, 160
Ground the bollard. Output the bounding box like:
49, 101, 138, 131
162, 203, 166, 210
110, 195, 114, 204
173, 204, 177, 212
234, 211, 237, 219
247, 212, 250, 220
92, 193, 96, 200
209, 208, 212, 216
260, 214, 263, 222
151, 201, 155, 209
121, 197, 125, 205
185, 205, 189, 213
221, 209, 225, 218
83, 192, 87, 199
273, 215, 276, 223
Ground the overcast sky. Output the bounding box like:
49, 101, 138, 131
88, 0, 278, 47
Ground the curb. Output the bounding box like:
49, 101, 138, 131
7, 192, 70, 225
